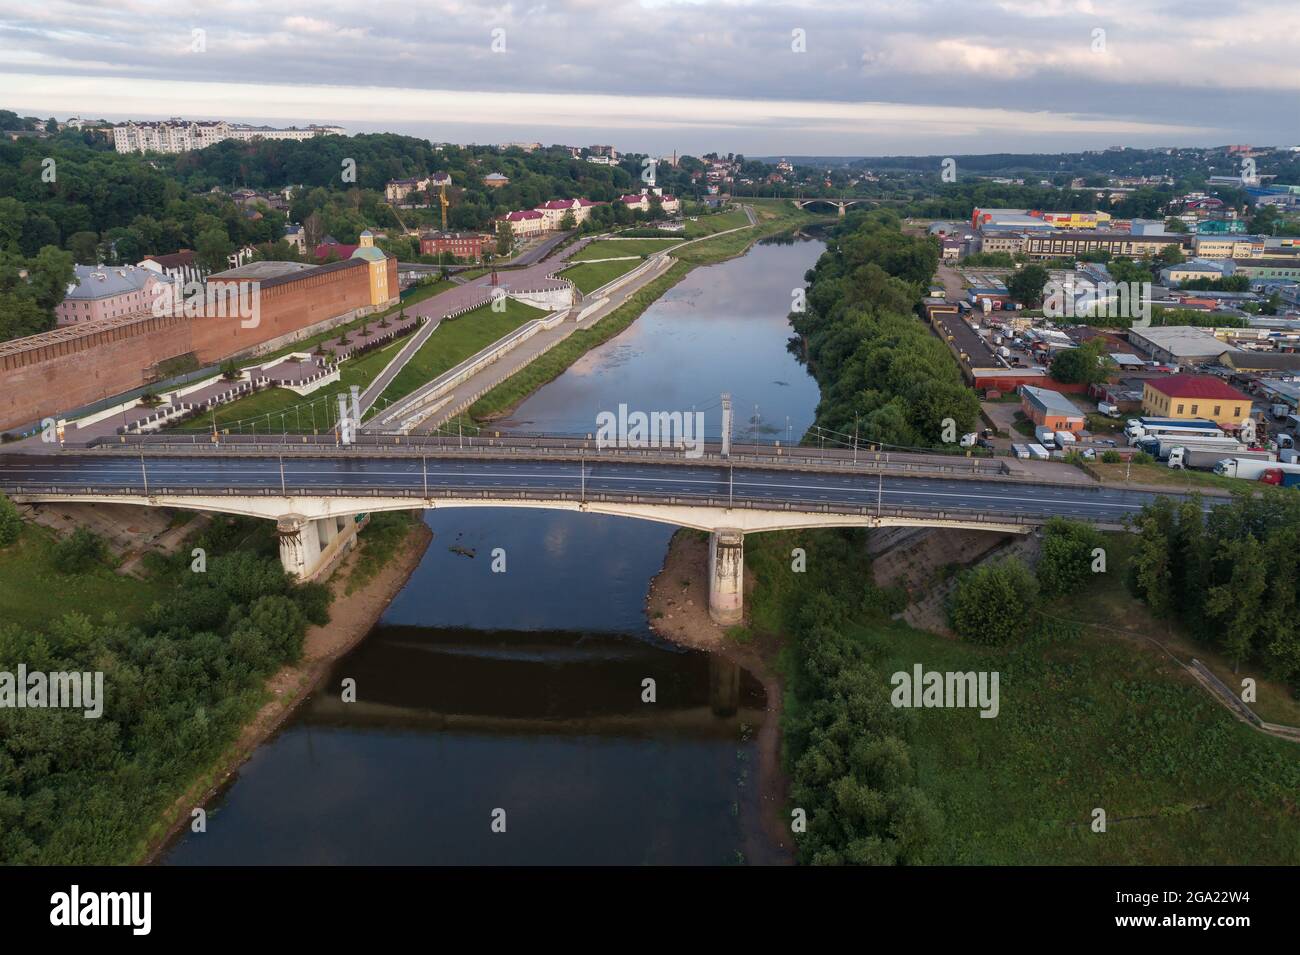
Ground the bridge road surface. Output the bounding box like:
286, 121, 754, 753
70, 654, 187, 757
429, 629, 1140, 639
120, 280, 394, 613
0, 454, 1178, 523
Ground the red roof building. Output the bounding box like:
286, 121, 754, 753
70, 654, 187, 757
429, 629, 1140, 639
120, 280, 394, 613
1142, 374, 1253, 427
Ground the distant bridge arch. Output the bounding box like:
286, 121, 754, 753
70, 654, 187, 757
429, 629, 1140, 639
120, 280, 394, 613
792, 198, 872, 217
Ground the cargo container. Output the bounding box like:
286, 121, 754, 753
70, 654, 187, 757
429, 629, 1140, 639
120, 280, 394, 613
1011, 443, 1031, 459
1027, 443, 1050, 460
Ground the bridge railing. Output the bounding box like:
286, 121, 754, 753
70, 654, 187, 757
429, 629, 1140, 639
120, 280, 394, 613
2, 482, 1104, 529
76, 432, 1009, 480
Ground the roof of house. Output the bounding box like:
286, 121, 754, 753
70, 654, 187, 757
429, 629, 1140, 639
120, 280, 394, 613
1218, 351, 1300, 370
500, 210, 542, 221
313, 242, 360, 260
1145, 374, 1252, 401
483, 173, 509, 181
63, 264, 156, 301
142, 250, 196, 270
350, 247, 386, 263
1021, 385, 1084, 418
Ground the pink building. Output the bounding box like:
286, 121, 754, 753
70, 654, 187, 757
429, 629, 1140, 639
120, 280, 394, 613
55, 264, 162, 325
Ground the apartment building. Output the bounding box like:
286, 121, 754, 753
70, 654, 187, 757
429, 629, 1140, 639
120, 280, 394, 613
112, 119, 344, 154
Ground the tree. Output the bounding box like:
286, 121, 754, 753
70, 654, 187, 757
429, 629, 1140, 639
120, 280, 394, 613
1051, 338, 1114, 387
1036, 518, 1104, 598
949, 557, 1038, 645
66, 231, 100, 265
195, 228, 232, 274
0, 492, 21, 547
52, 527, 107, 574
1007, 264, 1049, 307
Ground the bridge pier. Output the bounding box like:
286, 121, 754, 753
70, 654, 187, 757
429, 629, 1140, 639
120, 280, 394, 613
277, 512, 366, 581
708, 528, 745, 626
837, 202, 845, 218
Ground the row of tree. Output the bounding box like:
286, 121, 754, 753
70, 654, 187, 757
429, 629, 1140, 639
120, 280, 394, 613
789, 210, 979, 448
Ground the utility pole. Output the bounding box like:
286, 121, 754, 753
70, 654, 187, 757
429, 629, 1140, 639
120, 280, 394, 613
580, 450, 586, 502
877, 471, 883, 517
728, 462, 734, 509
721, 392, 733, 459
422, 454, 428, 498
853, 417, 860, 465
140, 451, 148, 496
279, 454, 287, 495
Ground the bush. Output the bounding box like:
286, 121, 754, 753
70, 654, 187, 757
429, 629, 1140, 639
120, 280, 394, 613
1131, 451, 1154, 465
247, 594, 308, 662
1101, 450, 1122, 463
1036, 518, 1105, 599
209, 551, 290, 606
0, 492, 21, 547
949, 557, 1038, 645
52, 527, 107, 574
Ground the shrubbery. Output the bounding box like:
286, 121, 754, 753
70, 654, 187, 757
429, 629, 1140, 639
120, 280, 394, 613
949, 557, 1038, 645
0, 520, 331, 863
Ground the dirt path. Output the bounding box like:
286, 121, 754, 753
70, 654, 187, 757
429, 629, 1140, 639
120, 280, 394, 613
645, 530, 794, 865
139, 521, 434, 863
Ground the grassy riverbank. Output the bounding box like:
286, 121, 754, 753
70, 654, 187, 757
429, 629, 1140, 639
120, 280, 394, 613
469, 261, 693, 421
467, 202, 828, 424
739, 528, 1300, 865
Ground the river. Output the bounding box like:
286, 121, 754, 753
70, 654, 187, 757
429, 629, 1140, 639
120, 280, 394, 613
162, 230, 826, 865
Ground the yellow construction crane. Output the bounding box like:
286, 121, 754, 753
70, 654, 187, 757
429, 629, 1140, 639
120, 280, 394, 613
439, 181, 449, 231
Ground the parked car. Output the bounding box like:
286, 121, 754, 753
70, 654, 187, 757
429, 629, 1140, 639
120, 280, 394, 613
977, 437, 995, 450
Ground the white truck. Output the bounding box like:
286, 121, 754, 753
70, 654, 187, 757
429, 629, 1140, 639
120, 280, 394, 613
1055, 431, 1077, 449
1135, 434, 1244, 461
1213, 457, 1300, 481
1097, 401, 1121, 418
1167, 445, 1271, 470
1034, 425, 1057, 446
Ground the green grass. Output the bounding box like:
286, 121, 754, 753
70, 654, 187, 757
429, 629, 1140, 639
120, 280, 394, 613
468, 262, 692, 422
0, 523, 172, 631
375, 298, 547, 408
741, 528, 1300, 865
685, 209, 749, 237
560, 259, 641, 294
168, 337, 407, 433
1087, 460, 1241, 492
570, 238, 680, 261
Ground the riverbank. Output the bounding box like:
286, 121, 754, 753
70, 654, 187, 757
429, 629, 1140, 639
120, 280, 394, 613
138, 518, 434, 863
467, 202, 829, 426
644, 529, 794, 865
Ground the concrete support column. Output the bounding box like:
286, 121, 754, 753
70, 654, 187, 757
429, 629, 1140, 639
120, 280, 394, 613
276, 514, 322, 580
708, 527, 745, 626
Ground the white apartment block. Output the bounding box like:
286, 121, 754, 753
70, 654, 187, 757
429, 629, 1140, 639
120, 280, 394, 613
112, 119, 345, 154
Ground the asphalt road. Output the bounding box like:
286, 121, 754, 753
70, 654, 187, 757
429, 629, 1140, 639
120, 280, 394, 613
0, 454, 1174, 522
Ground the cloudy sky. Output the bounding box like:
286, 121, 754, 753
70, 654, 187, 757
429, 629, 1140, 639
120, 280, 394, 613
1, 0, 1297, 156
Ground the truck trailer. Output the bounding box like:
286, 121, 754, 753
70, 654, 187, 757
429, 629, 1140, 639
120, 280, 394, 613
1166, 445, 1270, 470
1136, 434, 1244, 462
1214, 457, 1300, 481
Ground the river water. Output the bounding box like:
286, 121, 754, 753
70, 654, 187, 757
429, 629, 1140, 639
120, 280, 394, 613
162, 231, 826, 866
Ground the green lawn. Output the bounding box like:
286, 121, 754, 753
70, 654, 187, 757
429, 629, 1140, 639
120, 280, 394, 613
685, 208, 749, 237
560, 259, 641, 294
375, 298, 547, 408
0, 523, 172, 631
570, 238, 680, 261
741, 528, 1300, 865
1087, 460, 1241, 492
167, 337, 407, 434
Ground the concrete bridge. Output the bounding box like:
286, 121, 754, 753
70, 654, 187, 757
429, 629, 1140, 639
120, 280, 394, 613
792, 197, 872, 217
0, 440, 1173, 625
